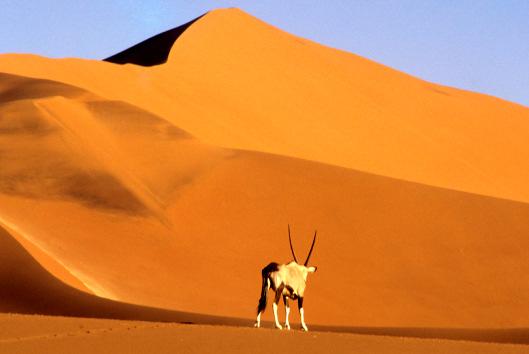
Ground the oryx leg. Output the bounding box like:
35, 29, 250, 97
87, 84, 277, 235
255, 311, 262, 328
283, 295, 291, 330
298, 297, 308, 331
255, 277, 270, 328
272, 285, 284, 329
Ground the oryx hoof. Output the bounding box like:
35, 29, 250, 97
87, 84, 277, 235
284, 323, 291, 330
275, 324, 283, 330
254, 322, 260, 328
301, 325, 309, 332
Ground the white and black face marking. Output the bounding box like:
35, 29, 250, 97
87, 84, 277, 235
298, 264, 318, 281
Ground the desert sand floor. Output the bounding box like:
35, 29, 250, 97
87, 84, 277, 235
1, 314, 528, 354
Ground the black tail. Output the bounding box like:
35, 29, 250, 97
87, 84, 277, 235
257, 262, 278, 314
257, 275, 268, 314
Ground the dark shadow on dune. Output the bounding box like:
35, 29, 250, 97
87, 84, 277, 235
0, 225, 247, 326
0, 72, 198, 215
85, 100, 193, 140
2, 225, 529, 345
0, 101, 57, 136
103, 14, 204, 67
309, 324, 529, 345
60, 172, 148, 214
0, 166, 148, 215
0, 73, 86, 103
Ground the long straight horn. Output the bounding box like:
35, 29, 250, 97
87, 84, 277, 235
304, 230, 317, 266
288, 224, 299, 263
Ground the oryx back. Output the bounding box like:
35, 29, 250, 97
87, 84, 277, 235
275, 262, 308, 298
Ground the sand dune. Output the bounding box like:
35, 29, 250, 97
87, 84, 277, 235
1, 7, 529, 349
1, 8, 529, 203
2, 73, 529, 328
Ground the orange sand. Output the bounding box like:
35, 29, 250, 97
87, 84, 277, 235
1, 8, 529, 348
2, 314, 529, 354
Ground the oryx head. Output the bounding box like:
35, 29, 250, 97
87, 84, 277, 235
288, 224, 318, 278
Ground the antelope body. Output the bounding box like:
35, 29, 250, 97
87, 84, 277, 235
254, 225, 317, 331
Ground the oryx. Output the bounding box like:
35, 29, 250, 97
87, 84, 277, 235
254, 225, 318, 331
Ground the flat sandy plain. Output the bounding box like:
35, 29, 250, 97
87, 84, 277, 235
2, 7, 529, 353
2, 314, 529, 354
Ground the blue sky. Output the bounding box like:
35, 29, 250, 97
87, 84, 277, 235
1, 1, 528, 107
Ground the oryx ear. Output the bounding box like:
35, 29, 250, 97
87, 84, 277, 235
307, 266, 317, 273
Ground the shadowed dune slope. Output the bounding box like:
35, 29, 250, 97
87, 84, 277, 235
0, 224, 247, 326
1, 8, 529, 203
0, 72, 220, 217
104, 15, 203, 66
